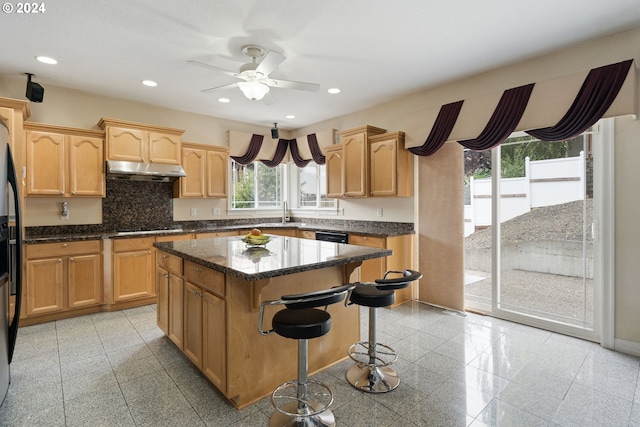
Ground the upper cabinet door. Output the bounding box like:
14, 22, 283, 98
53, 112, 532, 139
149, 132, 181, 164
25, 130, 66, 196
69, 135, 105, 197
342, 132, 367, 197
324, 144, 344, 198
180, 147, 206, 198
206, 148, 228, 198
107, 127, 147, 162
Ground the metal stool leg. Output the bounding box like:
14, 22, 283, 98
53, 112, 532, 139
270, 339, 336, 427
346, 307, 400, 393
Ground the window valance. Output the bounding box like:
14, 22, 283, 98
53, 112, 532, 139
405, 59, 636, 155
227, 129, 337, 167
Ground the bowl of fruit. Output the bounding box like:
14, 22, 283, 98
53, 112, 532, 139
241, 228, 271, 246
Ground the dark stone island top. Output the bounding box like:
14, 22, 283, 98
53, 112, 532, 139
154, 235, 392, 281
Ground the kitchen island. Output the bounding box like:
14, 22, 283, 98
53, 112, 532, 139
153, 235, 392, 409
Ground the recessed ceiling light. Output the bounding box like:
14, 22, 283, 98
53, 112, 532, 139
218, 98, 230, 103
285, 115, 295, 119
36, 56, 57, 65
141, 80, 157, 87
328, 88, 341, 94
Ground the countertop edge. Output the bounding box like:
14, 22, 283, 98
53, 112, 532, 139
25, 224, 414, 244
154, 241, 392, 281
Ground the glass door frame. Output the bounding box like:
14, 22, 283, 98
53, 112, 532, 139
480, 121, 614, 344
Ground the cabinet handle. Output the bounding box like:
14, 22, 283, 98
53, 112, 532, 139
57, 259, 62, 263
71, 191, 76, 195
195, 268, 202, 273
163, 255, 168, 259
60, 191, 64, 194
62, 243, 68, 248
147, 251, 151, 254
69, 258, 74, 262
163, 273, 170, 278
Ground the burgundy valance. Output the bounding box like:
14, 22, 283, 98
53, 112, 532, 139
230, 132, 329, 167
261, 138, 290, 167
526, 59, 633, 141
409, 101, 463, 156
230, 134, 263, 165
407, 59, 634, 156
289, 139, 312, 167
459, 83, 534, 151
307, 134, 326, 165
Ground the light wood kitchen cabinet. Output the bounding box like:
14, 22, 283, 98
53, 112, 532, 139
324, 144, 343, 198
179, 146, 206, 197
24, 124, 105, 197
341, 125, 386, 197
25, 240, 102, 317
176, 142, 229, 198
261, 228, 297, 237
369, 131, 412, 197
112, 237, 155, 302
168, 273, 184, 349
183, 281, 203, 368
156, 250, 183, 336
349, 233, 415, 307
327, 125, 386, 198
156, 266, 170, 335
297, 230, 316, 240
197, 230, 239, 239
183, 262, 226, 390
98, 118, 184, 165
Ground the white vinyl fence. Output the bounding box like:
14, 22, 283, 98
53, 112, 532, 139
465, 152, 585, 237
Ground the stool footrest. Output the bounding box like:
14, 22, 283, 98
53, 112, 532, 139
271, 378, 334, 419
347, 341, 398, 367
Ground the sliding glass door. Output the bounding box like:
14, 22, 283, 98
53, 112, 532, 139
464, 131, 599, 340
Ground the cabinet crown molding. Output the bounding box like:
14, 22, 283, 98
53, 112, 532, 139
24, 121, 104, 137
98, 117, 185, 135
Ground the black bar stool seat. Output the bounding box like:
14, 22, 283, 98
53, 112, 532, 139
346, 269, 422, 393
259, 284, 354, 427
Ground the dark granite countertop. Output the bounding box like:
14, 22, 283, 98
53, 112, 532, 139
24, 219, 414, 244
154, 235, 392, 281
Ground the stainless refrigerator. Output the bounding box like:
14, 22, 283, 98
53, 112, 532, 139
0, 119, 22, 406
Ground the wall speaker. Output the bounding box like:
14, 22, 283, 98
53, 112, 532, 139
271, 123, 279, 139
25, 74, 44, 103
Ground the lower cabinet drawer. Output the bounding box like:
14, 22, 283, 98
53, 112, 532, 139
184, 261, 225, 297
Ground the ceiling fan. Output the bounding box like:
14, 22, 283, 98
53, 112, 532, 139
189, 45, 320, 101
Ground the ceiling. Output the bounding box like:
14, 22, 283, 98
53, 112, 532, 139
2, 0, 640, 130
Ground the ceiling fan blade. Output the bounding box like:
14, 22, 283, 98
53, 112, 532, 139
255, 50, 285, 75
266, 79, 320, 92
201, 82, 239, 93
188, 60, 239, 78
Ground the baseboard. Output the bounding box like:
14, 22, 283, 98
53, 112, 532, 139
614, 338, 640, 357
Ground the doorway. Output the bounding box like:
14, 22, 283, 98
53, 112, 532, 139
463, 129, 602, 341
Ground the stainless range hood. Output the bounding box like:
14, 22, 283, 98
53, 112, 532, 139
106, 160, 186, 182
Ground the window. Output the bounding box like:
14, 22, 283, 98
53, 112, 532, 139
297, 163, 335, 209
231, 161, 283, 209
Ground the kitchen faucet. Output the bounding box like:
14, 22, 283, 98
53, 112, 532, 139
282, 201, 288, 224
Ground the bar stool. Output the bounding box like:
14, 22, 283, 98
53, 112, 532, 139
345, 269, 422, 393
258, 284, 354, 427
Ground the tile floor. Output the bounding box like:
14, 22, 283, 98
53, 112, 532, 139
1, 301, 639, 426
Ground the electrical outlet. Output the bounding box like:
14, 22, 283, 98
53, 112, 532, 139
377, 208, 383, 217
190, 208, 197, 216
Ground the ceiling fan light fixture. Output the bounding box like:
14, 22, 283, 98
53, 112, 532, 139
238, 81, 270, 101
